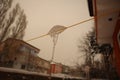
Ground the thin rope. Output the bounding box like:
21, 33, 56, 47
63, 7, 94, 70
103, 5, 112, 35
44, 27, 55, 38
67, 18, 94, 28
26, 18, 94, 42
26, 9, 120, 42
26, 33, 48, 42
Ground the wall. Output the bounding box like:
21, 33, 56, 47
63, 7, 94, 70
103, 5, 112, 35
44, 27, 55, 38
113, 17, 120, 77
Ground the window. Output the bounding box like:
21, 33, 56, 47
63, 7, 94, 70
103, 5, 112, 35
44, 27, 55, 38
31, 50, 36, 54
19, 45, 26, 52
19, 45, 31, 53
21, 64, 26, 69
41, 61, 44, 65
30, 50, 38, 57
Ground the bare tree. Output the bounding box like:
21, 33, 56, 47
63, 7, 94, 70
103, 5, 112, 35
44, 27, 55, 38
77, 28, 97, 65
0, 0, 27, 41
76, 28, 100, 79
77, 28, 118, 79
0, 0, 27, 68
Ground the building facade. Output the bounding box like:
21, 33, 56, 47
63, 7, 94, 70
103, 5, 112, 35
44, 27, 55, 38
0, 38, 40, 70
87, 0, 120, 78
35, 56, 50, 74
62, 65, 70, 74
0, 38, 50, 74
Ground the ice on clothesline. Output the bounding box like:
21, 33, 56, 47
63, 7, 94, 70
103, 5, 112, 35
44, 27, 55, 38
48, 25, 67, 37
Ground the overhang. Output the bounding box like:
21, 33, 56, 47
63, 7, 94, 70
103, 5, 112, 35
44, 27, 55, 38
94, 0, 120, 44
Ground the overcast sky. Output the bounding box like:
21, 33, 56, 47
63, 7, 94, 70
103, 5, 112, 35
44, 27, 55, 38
16, 0, 94, 66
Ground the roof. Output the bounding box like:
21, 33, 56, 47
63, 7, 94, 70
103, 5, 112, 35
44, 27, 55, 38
95, 0, 120, 44
5, 38, 40, 52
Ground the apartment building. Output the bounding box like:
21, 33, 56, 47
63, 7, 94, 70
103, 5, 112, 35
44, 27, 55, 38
0, 38, 51, 74
0, 38, 40, 70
